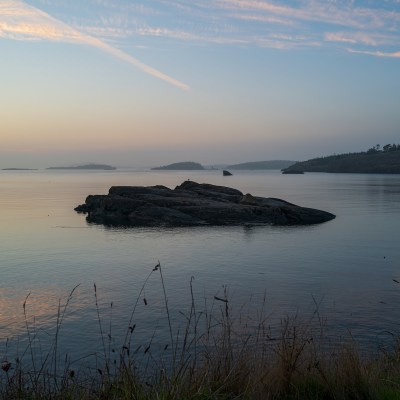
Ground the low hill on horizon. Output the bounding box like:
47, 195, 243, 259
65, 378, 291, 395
227, 160, 297, 170
47, 163, 116, 170
283, 144, 400, 174
2, 168, 38, 171
152, 161, 205, 170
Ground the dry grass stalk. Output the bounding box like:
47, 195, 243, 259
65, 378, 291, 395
2, 264, 400, 399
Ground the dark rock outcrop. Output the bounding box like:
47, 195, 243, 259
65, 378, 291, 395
75, 181, 335, 227
223, 170, 232, 176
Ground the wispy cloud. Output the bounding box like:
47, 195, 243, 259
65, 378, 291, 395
230, 12, 295, 27
217, 0, 400, 30
4, 0, 398, 61
130, 0, 399, 57
325, 31, 399, 47
0, 0, 190, 90
136, 26, 248, 45
347, 48, 400, 58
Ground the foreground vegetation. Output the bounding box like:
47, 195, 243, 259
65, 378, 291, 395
2, 264, 400, 399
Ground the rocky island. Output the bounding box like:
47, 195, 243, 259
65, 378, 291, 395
75, 181, 335, 227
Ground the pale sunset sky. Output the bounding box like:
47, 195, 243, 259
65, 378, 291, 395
1, 0, 399, 168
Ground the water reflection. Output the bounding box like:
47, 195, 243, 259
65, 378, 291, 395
0, 286, 92, 341
1, 170, 400, 365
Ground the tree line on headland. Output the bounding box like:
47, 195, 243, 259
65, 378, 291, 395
283, 144, 400, 174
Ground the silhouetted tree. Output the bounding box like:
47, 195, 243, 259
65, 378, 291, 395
383, 144, 392, 152
367, 146, 378, 154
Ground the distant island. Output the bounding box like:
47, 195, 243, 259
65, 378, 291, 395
47, 164, 116, 170
226, 160, 297, 170
152, 161, 205, 170
283, 144, 400, 174
2, 168, 38, 171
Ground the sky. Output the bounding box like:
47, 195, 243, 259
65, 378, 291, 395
0, 0, 399, 168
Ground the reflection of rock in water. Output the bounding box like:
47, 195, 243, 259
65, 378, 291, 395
75, 180, 335, 227
282, 169, 304, 174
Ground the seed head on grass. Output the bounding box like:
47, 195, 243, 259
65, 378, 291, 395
1, 361, 11, 373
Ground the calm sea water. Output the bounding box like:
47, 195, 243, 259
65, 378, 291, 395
1, 169, 400, 366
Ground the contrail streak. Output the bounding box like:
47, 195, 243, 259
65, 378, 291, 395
0, 0, 190, 90
84, 35, 190, 91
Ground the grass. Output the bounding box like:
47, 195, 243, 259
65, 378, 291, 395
2, 263, 400, 399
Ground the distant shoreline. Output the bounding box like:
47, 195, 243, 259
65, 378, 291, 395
2, 168, 38, 171
283, 146, 400, 174
46, 164, 116, 171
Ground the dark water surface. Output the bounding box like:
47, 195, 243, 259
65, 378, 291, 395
1, 169, 400, 365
